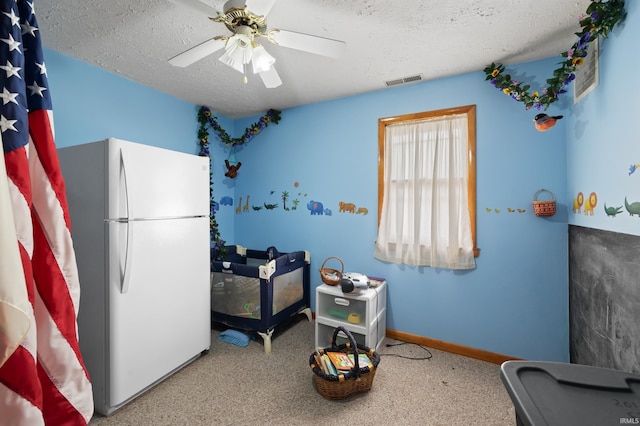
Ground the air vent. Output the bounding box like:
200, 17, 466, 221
385, 74, 423, 87
574, 38, 599, 104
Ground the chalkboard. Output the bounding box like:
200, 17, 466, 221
569, 225, 640, 373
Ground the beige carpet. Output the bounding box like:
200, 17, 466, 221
89, 318, 516, 425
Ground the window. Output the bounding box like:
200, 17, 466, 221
374, 105, 478, 269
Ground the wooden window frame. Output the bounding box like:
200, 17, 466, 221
377, 104, 479, 257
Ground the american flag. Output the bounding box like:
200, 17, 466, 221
0, 0, 93, 424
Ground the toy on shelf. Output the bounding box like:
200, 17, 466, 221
327, 309, 360, 324
347, 313, 361, 324
327, 309, 348, 320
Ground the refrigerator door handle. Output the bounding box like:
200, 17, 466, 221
121, 221, 133, 294
120, 149, 133, 294
120, 147, 133, 220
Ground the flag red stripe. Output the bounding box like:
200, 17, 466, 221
32, 213, 86, 370
3, 148, 32, 216
19, 241, 36, 307
0, 345, 42, 410
29, 110, 72, 229
38, 363, 89, 426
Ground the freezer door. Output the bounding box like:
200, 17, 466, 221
106, 138, 210, 220
107, 216, 210, 409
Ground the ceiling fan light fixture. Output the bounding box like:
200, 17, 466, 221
168, 1, 346, 89
251, 44, 275, 74
219, 32, 253, 73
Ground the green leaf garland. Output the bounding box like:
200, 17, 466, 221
196, 106, 282, 258
483, 0, 626, 111
196, 115, 225, 257
198, 106, 281, 147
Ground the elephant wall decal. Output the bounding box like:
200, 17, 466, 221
307, 200, 324, 215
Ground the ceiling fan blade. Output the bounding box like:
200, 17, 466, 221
269, 30, 346, 58
245, 0, 277, 17
169, 38, 226, 67
258, 66, 282, 88
166, 0, 218, 17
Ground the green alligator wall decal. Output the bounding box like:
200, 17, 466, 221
624, 197, 640, 216
604, 203, 623, 217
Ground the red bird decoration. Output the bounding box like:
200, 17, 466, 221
534, 114, 563, 132
224, 159, 242, 179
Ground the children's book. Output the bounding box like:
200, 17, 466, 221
348, 353, 373, 369
313, 353, 324, 371
322, 354, 337, 375
318, 354, 328, 374
326, 351, 355, 370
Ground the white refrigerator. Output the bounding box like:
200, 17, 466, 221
58, 138, 211, 416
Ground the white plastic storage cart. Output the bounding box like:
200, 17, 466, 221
315, 280, 386, 351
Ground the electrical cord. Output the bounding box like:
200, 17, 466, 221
372, 281, 432, 360
381, 341, 433, 360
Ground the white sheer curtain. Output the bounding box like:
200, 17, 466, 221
374, 113, 476, 269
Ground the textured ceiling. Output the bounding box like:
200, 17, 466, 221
37, 0, 590, 118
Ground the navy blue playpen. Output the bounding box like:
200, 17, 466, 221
210, 245, 311, 352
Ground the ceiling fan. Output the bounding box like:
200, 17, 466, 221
167, 0, 347, 88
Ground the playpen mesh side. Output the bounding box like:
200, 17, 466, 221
211, 273, 261, 319
272, 268, 304, 314
210, 267, 304, 319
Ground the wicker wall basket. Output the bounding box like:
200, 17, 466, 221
533, 188, 557, 217
319, 256, 344, 286
309, 326, 380, 400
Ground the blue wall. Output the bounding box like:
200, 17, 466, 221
45, 52, 572, 360
566, 1, 639, 234
231, 59, 569, 362
46, 49, 198, 153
